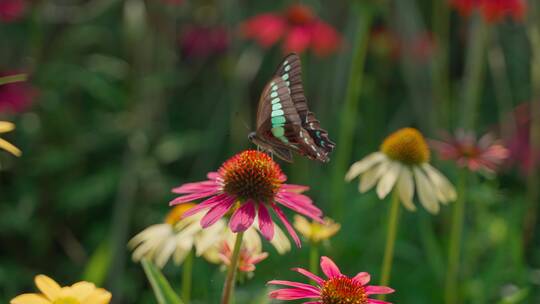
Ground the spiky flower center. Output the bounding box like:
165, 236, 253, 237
220, 150, 283, 202
321, 276, 368, 304
165, 203, 197, 226
381, 127, 430, 165
286, 4, 315, 25
53, 298, 80, 304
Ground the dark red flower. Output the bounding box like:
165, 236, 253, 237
0, 0, 27, 23
449, 0, 526, 23
180, 25, 230, 60
241, 4, 341, 57
449, 0, 480, 17
503, 103, 540, 175
0, 72, 36, 113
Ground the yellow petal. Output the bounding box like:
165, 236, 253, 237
34, 275, 61, 301
10, 294, 50, 304
81, 289, 112, 304
70, 282, 96, 301
0, 137, 22, 157
0, 121, 15, 133
397, 168, 416, 211
293, 215, 312, 238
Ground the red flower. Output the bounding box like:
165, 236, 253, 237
503, 103, 540, 175
450, 0, 480, 17
0, 0, 27, 23
241, 4, 341, 57
0, 72, 36, 113
449, 0, 526, 23
180, 25, 230, 60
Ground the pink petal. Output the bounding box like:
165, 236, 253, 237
320, 256, 342, 278
271, 202, 301, 247
352, 272, 371, 285
181, 193, 231, 218
275, 192, 323, 222
365, 285, 395, 295
229, 200, 256, 232
267, 280, 320, 294
258, 204, 275, 241
283, 26, 311, 54
200, 197, 236, 228
207, 172, 220, 180
292, 268, 324, 286
241, 14, 286, 47
310, 21, 341, 57
281, 184, 310, 193
172, 180, 219, 194
169, 190, 218, 206
268, 288, 320, 300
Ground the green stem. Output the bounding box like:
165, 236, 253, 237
331, 6, 373, 219
432, 0, 451, 128
182, 250, 193, 304
378, 190, 401, 300
444, 169, 468, 304
0, 74, 27, 86
221, 232, 244, 304
460, 16, 489, 129
309, 241, 319, 276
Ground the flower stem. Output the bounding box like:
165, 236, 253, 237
309, 241, 319, 276
444, 169, 468, 304
432, 0, 451, 128
378, 190, 401, 300
0, 74, 27, 86
182, 250, 193, 304
221, 232, 244, 304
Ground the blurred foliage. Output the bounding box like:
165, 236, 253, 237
1, 0, 539, 303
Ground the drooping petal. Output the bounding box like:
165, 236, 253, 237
422, 163, 457, 203
359, 160, 390, 193
271, 202, 301, 247
269, 288, 320, 300
0, 137, 22, 156
345, 152, 385, 181
292, 267, 325, 285
35, 275, 61, 300
229, 200, 256, 232
413, 167, 439, 214
365, 285, 395, 295
169, 190, 219, 206
172, 181, 219, 194
201, 197, 236, 228
258, 203, 275, 241
181, 193, 232, 218
396, 167, 416, 211
275, 193, 322, 222
0, 121, 15, 133
281, 184, 310, 193
267, 280, 320, 294
320, 256, 342, 278
352, 272, 371, 285
376, 161, 401, 199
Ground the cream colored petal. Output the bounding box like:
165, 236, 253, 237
131, 232, 169, 262
376, 161, 401, 199
242, 228, 262, 252
34, 275, 61, 301
128, 224, 171, 249
81, 289, 112, 304
194, 222, 224, 256
0, 121, 15, 133
269, 224, 291, 254
155, 237, 178, 268
293, 215, 312, 239
345, 152, 385, 181
10, 294, 50, 304
0, 138, 22, 157
359, 159, 390, 193
422, 163, 457, 204
70, 282, 96, 301
397, 167, 416, 211
413, 167, 440, 214
172, 244, 191, 265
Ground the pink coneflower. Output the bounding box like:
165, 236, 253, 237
219, 241, 268, 273
170, 150, 323, 246
241, 4, 341, 57
431, 130, 510, 174
449, 0, 525, 23
180, 25, 230, 60
503, 103, 540, 174
268, 256, 394, 303
0, 72, 36, 113
0, 0, 27, 23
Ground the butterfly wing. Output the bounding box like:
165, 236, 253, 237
254, 76, 330, 162
274, 53, 335, 154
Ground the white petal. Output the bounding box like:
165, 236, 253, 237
269, 224, 292, 254
397, 167, 416, 211
345, 152, 385, 181
376, 161, 401, 199
359, 159, 390, 193
422, 163, 457, 204
413, 167, 440, 214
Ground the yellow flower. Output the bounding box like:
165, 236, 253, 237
0, 121, 21, 157
346, 128, 457, 214
10, 275, 111, 304
293, 215, 340, 243
129, 203, 226, 268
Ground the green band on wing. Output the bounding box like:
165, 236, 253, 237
271, 127, 289, 143
271, 109, 284, 117
271, 97, 280, 104
272, 103, 282, 111
270, 92, 278, 98
271, 116, 286, 125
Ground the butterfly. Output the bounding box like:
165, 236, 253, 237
248, 53, 335, 163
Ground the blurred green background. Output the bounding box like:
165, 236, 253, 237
1, 0, 539, 303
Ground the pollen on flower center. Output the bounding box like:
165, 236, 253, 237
165, 203, 197, 225
381, 127, 430, 165
321, 276, 368, 304
220, 150, 283, 202
53, 298, 80, 304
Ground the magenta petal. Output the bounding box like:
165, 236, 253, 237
229, 200, 256, 232
181, 193, 231, 218
169, 190, 218, 206
352, 272, 371, 285
365, 285, 395, 295
320, 256, 342, 279
275, 193, 323, 222
172, 180, 218, 194
200, 197, 236, 228
267, 280, 320, 294
281, 184, 310, 193
291, 268, 324, 286
258, 204, 275, 241
269, 288, 320, 300
207, 172, 220, 180
271, 202, 301, 247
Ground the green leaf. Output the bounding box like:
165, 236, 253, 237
141, 259, 184, 304
82, 240, 111, 286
